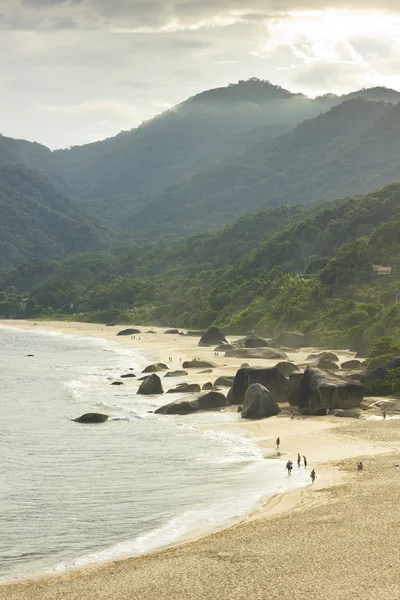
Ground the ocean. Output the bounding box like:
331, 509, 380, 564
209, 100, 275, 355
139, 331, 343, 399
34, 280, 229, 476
0, 325, 309, 583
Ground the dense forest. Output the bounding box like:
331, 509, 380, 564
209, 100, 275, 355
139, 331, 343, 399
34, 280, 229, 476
2, 184, 400, 352
2, 80, 400, 268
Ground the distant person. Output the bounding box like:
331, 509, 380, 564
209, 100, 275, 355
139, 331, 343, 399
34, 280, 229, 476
310, 469, 316, 483
357, 462, 363, 471
276, 437, 280, 451
290, 410, 294, 420
303, 455, 307, 468
297, 453, 301, 468
325, 408, 329, 415
286, 460, 293, 475
382, 409, 387, 420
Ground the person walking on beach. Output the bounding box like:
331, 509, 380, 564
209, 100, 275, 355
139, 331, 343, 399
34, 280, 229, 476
303, 455, 307, 468
382, 409, 387, 420
297, 453, 301, 468
286, 460, 293, 475
290, 410, 294, 420
276, 437, 280, 451
310, 469, 316, 483
357, 461, 363, 471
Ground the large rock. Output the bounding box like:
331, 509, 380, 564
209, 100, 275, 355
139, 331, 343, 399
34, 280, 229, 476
167, 383, 201, 393
137, 374, 164, 395
215, 344, 235, 352
164, 370, 188, 377
231, 367, 289, 405
363, 367, 388, 381
241, 384, 281, 419
275, 361, 300, 377
183, 360, 217, 369
275, 332, 309, 349
214, 376, 235, 388
111, 381, 124, 386
155, 391, 230, 415
74, 413, 109, 424
298, 367, 364, 415
306, 351, 339, 363
142, 363, 169, 373
288, 372, 303, 406
244, 336, 270, 348
117, 328, 141, 336
202, 382, 213, 390
388, 356, 400, 370
199, 326, 228, 347
120, 373, 136, 378
164, 329, 179, 334
341, 359, 363, 370
225, 348, 288, 360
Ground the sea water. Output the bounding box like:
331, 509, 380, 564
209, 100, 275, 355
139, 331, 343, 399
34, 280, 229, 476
0, 326, 309, 583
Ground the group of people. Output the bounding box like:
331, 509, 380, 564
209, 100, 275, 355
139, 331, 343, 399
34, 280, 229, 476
276, 438, 316, 484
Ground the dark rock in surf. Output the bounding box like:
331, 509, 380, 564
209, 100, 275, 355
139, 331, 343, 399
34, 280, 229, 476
231, 367, 289, 405
183, 360, 217, 369
111, 381, 124, 386
241, 384, 281, 419
142, 363, 169, 373
167, 383, 201, 394
199, 326, 228, 347
155, 391, 230, 415
74, 413, 109, 424
120, 373, 136, 378
164, 370, 188, 377
137, 374, 164, 395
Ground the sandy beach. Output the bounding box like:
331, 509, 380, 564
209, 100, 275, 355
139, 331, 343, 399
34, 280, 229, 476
1, 320, 400, 599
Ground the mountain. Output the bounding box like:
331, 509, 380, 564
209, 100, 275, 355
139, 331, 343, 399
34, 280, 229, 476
127, 98, 400, 238
0, 164, 103, 270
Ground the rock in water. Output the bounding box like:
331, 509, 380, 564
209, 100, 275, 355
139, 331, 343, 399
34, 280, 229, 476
214, 376, 235, 388
137, 374, 164, 395
120, 373, 136, 378
183, 360, 217, 369
164, 370, 189, 377
199, 326, 227, 347
167, 383, 201, 393
116, 328, 141, 336
225, 348, 288, 360
275, 361, 300, 377
111, 381, 124, 386
298, 367, 364, 415
241, 384, 281, 419
74, 413, 109, 424
275, 332, 309, 349
155, 391, 230, 415
231, 367, 289, 404
142, 363, 169, 373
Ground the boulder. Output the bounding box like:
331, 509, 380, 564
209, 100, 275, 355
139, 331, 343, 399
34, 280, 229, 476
165, 329, 179, 334
167, 383, 201, 394
275, 332, 309, 349
231, 367, 289, 405
74, 413, 109, 424
111, 381, 124, 386
137, 374, 164, 395
146, 330, 157, 334
155, 391, 230, 415
288, 372, 303, 406
164, 370, 188, 377
241, 363, 250, 368
316, 358, 338, 371
275, 361, 300, 377
227, 388, 233, 403
215, 344, 235, 352
183, 360, 217, 369
388, 356, 400, 370
120, 373, 136, 378
117, 328, 141, 336
329, 409, 359, 418
363, 367, 388, 381
202, 382, 213, 390
306, 351, 339, 363
214, 376, 235, 388
244, 336, 270, 348
341, 359, 363, 370
298, 367, 364, 415
142, 363, 169, 373
225, 348, 288, 360
197, 369, 214, 374
199, 326, 228, 347
241, 384, 281, 419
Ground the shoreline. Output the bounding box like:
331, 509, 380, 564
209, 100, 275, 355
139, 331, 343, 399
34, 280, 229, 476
1, 320, 398, 599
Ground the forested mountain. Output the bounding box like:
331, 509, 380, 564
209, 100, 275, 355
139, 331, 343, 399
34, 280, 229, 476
0, 164, 104, 269
2, 183, 400, 351
128, 98, 400, 238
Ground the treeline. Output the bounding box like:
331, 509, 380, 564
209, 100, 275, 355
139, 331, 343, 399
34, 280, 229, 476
2, 185, 400, 350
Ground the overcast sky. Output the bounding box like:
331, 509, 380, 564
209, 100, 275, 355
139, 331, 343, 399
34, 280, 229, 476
1, 0, 400, 148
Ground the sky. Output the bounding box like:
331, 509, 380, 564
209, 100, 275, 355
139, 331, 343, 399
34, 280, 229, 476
1, 0, 400, 148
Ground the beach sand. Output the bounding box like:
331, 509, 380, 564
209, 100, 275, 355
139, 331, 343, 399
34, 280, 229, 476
1, 320, 399, 599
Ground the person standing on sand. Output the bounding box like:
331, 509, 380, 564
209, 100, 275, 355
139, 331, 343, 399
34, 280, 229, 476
276, 437, 280, 451
310, 469, 316, 483
286, 460, 293, 475
383, 409, 387, 420
303, 455, 307, 468
290, 410, 294, 420
297, 453, 301, 468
